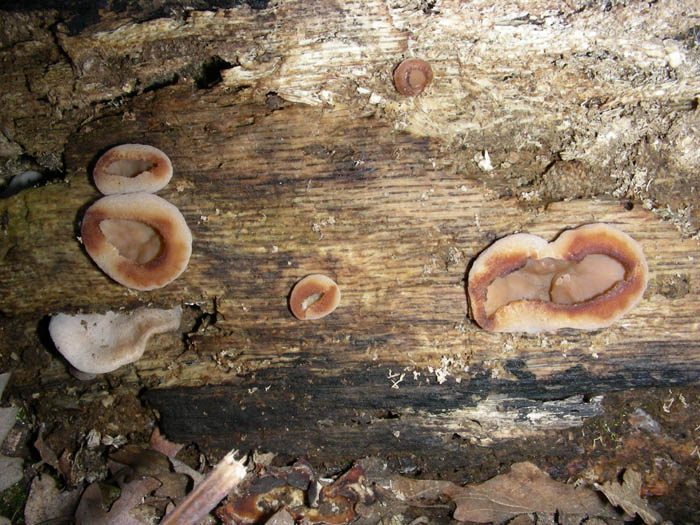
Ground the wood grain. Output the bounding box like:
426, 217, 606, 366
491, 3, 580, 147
3, 82, 699, 464
1, 0, 699, 468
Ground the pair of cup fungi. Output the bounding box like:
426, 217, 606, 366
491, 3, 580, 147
392, 57, 648, 330
293, 224, 649, 332
293, 224, 649, 331
50, 138, 649, 377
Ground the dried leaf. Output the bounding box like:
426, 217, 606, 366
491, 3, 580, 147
24, 474, 82, 525
265, 508, 295, 525
110, 445, 172, 476
0, 372, 23, 492
0, 406, 16, 444
110, 445, 190, 502
385, 476, 454, 502
149, 427, 184, 458
170, 456, 204, 485
75, 476, 161, 525
0, 374, 9, 403
444, 462, 617, 523
34, 424, 60, 470
58, 449, 74, 485
0, 455, 23, 492
218, 459, 371, 525
595, 469, 663, 525
508, 515, 536, 525
252, 450, 277, 468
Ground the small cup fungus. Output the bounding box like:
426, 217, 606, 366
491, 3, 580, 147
289, 274, 341, 320
468, 223, 648, 333
81, 193, 192, 290
93, 144, 173, 195
49, 306, 182, 375
393, 58, 433, 96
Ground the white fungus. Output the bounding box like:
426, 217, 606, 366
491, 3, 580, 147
49, 306, 182, 375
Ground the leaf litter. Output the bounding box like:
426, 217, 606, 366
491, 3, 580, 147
8, 423, 665, 524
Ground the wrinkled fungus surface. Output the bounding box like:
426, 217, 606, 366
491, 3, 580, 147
93, 144, 173, 195
49, 306, 182, 375
81, 193, 192, 290
289, 274, 341, 320
393, 58, 433, 96
99, 218, 163, 264
468, 223, 648, 333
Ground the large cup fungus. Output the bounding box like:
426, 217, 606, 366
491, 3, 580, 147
289, 274, 341, 320
468, 223, 648, 333
81, 193, 192, 290
49, 306, 182, 375
93, 144, 173, 195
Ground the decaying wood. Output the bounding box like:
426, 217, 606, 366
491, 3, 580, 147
1, 0, 699, 469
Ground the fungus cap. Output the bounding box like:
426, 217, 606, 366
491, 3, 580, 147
49, 306, 182, 375
93, 144, 173, 195
468, 223, 648, 333
289, 274, 341, 320
393, 58, 433, 96
81, 193, 192, 290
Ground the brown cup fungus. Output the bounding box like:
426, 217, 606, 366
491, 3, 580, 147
468, 223, 648, 333
81, 193, 192, 290
93, 144, 173, 195
393, 58, 433, 96
289, 274, 341, 320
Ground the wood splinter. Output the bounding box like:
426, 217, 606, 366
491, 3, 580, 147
161, 450, 247, 525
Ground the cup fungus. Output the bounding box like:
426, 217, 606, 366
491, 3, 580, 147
468, 223, 648, 333
48, 306, 182, 375
81, 193, 192, 290
289, 274, 341, 320
93, 144, 173, 195
393, 58, 433, 96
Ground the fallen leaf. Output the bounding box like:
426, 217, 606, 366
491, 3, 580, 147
58, 449, 79, 486
252, 450, 277, 469
149, 427, 184, 458
443, 462, 617, 523
110, 445, 172, 477
595, 469, 663, 525
0, 372, 23, 492
109, 445, 190, 503
33, 424, 60, 470
218, 459, 372, 525
265, 508, 295, 525
75, 476, 161, 525
24, 474, 82, 525
384, 476, 454, 502
0, 455, 23, 492
170, 456, 204, 485
508, 515, 535, 525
